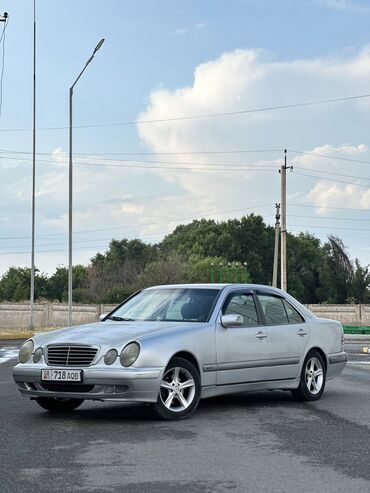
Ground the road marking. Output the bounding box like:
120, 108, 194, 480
347, 361, 370, 365
0, 348, 18, 364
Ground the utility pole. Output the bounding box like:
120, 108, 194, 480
272, 203, 280, 288
280, 149, 293, 292
30, 1, 36, 329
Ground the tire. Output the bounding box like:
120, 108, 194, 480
35, 397, 84, 413
152, 357, 201, 420
291, 349, 326, 402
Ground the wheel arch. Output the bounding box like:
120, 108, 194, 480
167, 351, 201, 378
306, 346, 328, 371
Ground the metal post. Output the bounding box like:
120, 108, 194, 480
30, 0, 36, 329
272, 203, 280, 288
68, 87, 73, 327
67, 39, 105, 327
280, 150, 293, 292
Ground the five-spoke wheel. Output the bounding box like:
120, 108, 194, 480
292, 349, 326, 401
152, 357, 201, 420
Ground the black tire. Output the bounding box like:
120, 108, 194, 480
35, 397, 84, 413
291, 349, 326, 402
152, 357, 201, 420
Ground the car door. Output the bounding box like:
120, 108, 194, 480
216, 290, 270, 385
256, 291, 310, 380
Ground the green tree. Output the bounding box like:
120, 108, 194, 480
0, 267, 48, 302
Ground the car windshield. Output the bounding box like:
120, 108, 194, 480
110, 288, 220, 322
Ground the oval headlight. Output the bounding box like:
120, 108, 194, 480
104, 349, 118, 365
120, 342, 140, 367
19, 340, 34, 364
33, 347, 43, 363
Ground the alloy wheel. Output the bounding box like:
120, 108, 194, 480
160, 366, 196, 412
305, 356, 324, 395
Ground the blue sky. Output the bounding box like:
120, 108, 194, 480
1, 0, 370, 274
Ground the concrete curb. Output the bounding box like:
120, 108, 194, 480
344, 334, 370, 343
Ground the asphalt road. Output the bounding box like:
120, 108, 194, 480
0, 343, 369, 493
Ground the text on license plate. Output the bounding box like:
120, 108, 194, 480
41, 369, 82, 382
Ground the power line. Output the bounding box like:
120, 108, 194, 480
1, 93, 370, 132
289, 149, 370, 166
0, 154, 279, 171
289, 203, 370, 212
289, 214, 370, 222
0, 203, 274, 241
294, 171, 370, 188
290, 223, 370, 232
294, 166, 370, 183
0, 148, 283, 157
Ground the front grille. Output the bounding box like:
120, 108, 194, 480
46, 345, 98, 367
41, 383, 94, 393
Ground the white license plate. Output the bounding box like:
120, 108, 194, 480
41, 369, 82, 382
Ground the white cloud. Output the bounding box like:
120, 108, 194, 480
137, 47, 370, 213
306, 182, 370, 211
322, 0, 370, 12
173, 28, 187, 35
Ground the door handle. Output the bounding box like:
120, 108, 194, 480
256, 331, 267, 340
297, 329, 308, 336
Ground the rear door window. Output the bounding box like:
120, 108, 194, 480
282, 299, 305, 324
257, 294, 289, 325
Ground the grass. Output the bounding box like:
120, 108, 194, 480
0, 327, 57, 340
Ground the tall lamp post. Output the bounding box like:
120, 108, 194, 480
30, 0, 36, 329
68, 38, 105, 327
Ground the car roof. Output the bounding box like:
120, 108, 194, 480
144, 284, 315, 320
146, 283, 284, 294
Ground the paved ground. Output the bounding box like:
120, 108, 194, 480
0, 342, 369, 493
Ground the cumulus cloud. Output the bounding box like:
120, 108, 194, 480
137, 48, 370, 221
306, 182, 370, 211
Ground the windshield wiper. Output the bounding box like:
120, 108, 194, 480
106, 315, 136, 321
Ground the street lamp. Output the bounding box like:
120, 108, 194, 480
68, 38, 105, 327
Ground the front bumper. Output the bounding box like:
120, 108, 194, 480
13, 364, 164, 402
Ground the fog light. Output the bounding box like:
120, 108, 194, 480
104, 349, 118, 365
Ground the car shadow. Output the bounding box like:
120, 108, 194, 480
32, 389, 307, 424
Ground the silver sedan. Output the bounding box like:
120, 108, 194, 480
13, 284, 347, 420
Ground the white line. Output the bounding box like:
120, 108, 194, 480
0, 348, 18, 364
347, 361, 370, 365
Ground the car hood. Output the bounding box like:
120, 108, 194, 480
32, 320, 188, 349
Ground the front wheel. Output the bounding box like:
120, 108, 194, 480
291, 350, 326, 402
152, 357, 201, 420
35, 397, 84, 413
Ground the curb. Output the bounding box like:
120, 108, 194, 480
344, 334, 370, 344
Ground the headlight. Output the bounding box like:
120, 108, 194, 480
120, 342, 140, 367
33, 347, 43, 363
19, 340, 34, 364
104, 349, 118, 365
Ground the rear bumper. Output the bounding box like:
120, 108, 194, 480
326, 351, 347, 380
12, 364, 164, 402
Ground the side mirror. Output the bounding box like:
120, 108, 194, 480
99, 313, 108, 321
221, 313, 244, 328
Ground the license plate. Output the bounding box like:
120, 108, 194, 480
41, 369, 82, 382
